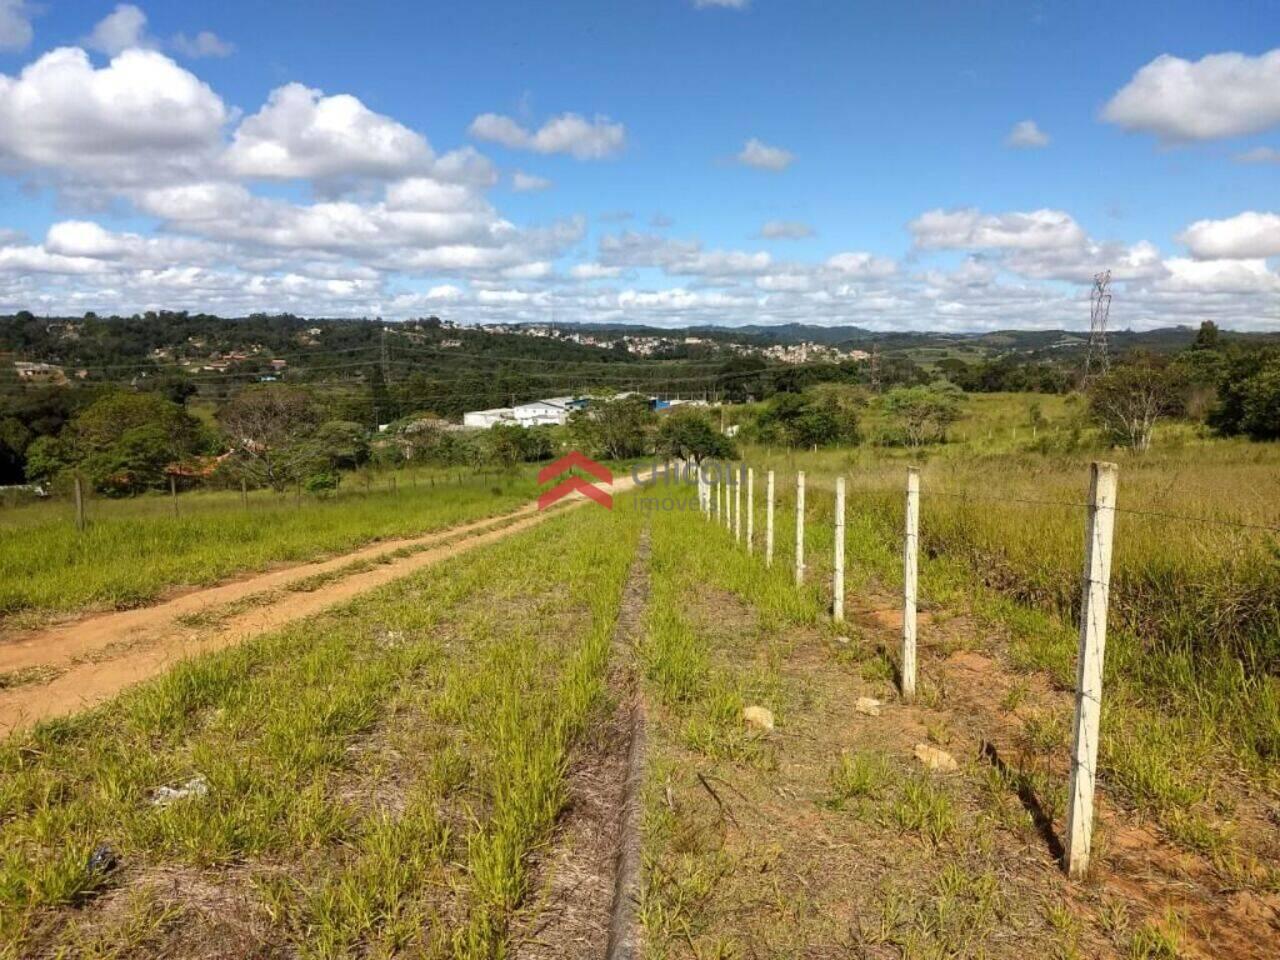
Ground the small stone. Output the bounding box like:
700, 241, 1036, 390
742, 705, 775, 732
913, 743, 958, 772
86, 844, 119, 875
855, 697, 882, 717
151, 775, 209, 807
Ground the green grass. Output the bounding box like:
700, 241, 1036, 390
0, 466, 541, 625
0, 487, 641, 958
743, 428, 1280, 786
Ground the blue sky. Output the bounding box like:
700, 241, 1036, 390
0, 1, 1278, 329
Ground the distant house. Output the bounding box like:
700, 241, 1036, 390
13, 361, 65, 383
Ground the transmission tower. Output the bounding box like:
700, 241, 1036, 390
869, 343, 881, 394
1084, 270, 1112, 379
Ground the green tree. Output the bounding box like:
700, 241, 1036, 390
879, 382, 965, 447
1088, 354, 1186, 452
313, 420, 370, 471
56, 391, 206, 493
1209, 349, 1280, 439
655, 407, 735, 463
23, 435, 72, 485
1190, 320, 1221, 351
1239, 365, 1280, 441
568, 396, 654, 460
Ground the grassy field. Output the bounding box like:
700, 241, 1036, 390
730, 417, 1280, 880
0, 489, 642, 957
637, 480, 1275, 957
0, 467, 541, 628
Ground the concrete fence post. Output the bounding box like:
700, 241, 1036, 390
1065, 461, 1119, 880
834, 475, 846, 623
725, 469, 732, 532
241, 477, 249, 510
765, 470, 775, 567
902, 467, 920, 701
734, 465, 742, 543
795, 471, 806, 586
170, 475, 178, 517
747, 467, 755, 553
74, 474, 85, 532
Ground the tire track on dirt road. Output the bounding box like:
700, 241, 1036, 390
0, 473, 648, 735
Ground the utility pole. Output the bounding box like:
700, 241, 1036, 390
1084, 270, 1112, 382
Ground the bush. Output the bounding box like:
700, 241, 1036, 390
304, 471, 341, 497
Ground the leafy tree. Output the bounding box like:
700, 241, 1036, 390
41, 391, 209, 493
1088, 354, 1186, 452
879, 382, 965, 447
655, 407, 736, 463
313, 420, 370, 471
567, 396, 654, 460
1190, 320, 1221, 351
1208, 349, 1280, 440
23, 435, 71, 485
218, 384, 325, 490
1238, 365, 1280, 441
82, 424, 177, 495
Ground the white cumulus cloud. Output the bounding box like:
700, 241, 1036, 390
1102, 49, 1280, 141
737, 137, 793, 171
910, 208, 1087, 251
1005, 119, 1049, 148
469, 111, 625, 159
226, 82, 433, 180
85, 4, 153, 56
826, 251, 897, 278
0, 47, 228, 186
1178, 211, 1280, 259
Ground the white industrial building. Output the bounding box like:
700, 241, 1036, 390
462, 407, 516, 428
462, 397, 580, 429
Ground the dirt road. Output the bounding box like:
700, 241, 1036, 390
0, 472, 645, 735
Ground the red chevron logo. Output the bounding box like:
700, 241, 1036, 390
537, 451, 613, 510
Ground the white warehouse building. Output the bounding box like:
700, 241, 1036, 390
462, 407, 516, 428
462, 396, 582, 429
512, 398, 572, 427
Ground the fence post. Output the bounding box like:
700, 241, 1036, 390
725, 470, 732, 532
734, 465, 742, 543
1065, 461, 1119, 879
241, 477, 248, 510
834, 475, 845, 623
170, 475, 178, 517
766, 470, 775, 567
795, 471, 806, 586
902, 467, 920, 701
74, 474, 85, 532
747, 467, 755, 553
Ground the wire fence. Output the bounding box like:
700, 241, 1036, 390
688, 455, 1276, 879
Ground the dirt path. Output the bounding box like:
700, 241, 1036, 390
0, 475, 643, 735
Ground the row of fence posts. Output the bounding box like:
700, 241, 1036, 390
692, 458, 1118, 880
